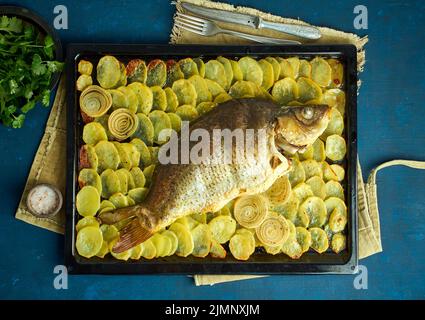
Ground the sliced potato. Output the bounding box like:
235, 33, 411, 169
76, 216, 99, 232
97, 55, 121, 89
238, 56, 263, 86
229, 80, 255, 98
79, 144, 99, 171
82, 122, 107, 145
150, 86, 167, 111
146, 59, 167, 87
76, 226, 103, 258
325, 180, 344, 200
208, 215, 236, 244
179, 58, 199, 79
175, 104, 199, 122
272, 78, 298, 105
109, 238, 132, 261
204, 78, 225, 98
130, 138, 151, 167
321, 161, 338, 182
191, 224, 212, 258
95, 240, 110, 258
287, 157, 306, 186
130, 243, 143, 260
312, 139, 326, 162
162, 230, 179, 256
306, 176, 326, 199
281, 239, 303, 259
164, 87, 178, 112
121, 143, 140, 168
325, 196, 347, 221
331, 233, 346, 253
172, 79, 197, 106
100, 169, 121, 199
229, 232, 255, 261
76, 74, 92, 91
258, 59, 274, 91
292, 182, 314, 203
196, 102, 216, 116
311, 57, 332, 87
299, 196, 327, 227
130, 167, 145, 188
188, 75, 212, 104
327, 59, 344, 88
167, 112, 182, 132
229, 59, 243, 82
309, 227, 329, 253
116, 62, 127, 87
169, 222, 194, 257
78, 60, 93, 76
191, 212, 207, 224
111, 142, 131, 170
276, 57, 295, 79
265, 57, 281, 82
78, 168, 102, 194
76, 186, 100, 217
325, 135, 346, 161
205, 60, 227, 89
143, 164, 156, 186
301, 159, 323, 179
217, 56, 233, 90
139, 238, 156, 259
330, 164, 345, 181
108, 88, 128, 111
114, 168, 128, 194
127, 82, 153, 114
272, 192, 299, 223
321, 108, 344, 140
165, 59, 184, 87
286, 57, 300, 78
149, 110, 172, 144
126, 59, 147, 84
128, 187, 148, 204
299, 59, 311, 78
210, 239, 227, 259
214, 92, 232, 104
117, 86, 138, 113
328, 208, 348, 233
109, 192, 129, 208
132, 113, 154, 146
151, 233, 172, 257
100, 224, 119, 243
297, 77, 323, 103
296, 226, 312, 253
193, 58, 205, 77
322, 88, 346, 116
299, 145, 314, 161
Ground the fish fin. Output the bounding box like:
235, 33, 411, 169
98, 208, 136, 224
112, 218, 153, 253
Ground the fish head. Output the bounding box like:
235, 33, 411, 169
275, 104, 331, 154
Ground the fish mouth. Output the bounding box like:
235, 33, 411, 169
275, 134, 307, 156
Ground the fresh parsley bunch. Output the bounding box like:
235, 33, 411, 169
0, 15, 64, 128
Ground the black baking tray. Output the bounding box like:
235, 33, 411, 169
65, 44, 358, 274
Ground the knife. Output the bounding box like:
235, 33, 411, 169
181, 2, 321, 40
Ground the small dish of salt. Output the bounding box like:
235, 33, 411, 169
26, 183, 63, 217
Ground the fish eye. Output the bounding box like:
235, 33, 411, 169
302, 107, 314, 120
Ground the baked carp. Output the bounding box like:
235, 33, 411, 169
100, 98, 330, 252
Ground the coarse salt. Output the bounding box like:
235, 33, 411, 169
28, 184, 60, 216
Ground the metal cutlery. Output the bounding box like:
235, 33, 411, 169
175, 12, 301, 45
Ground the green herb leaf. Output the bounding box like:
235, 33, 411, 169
21, 100, 35, 113
31, 54, 46, 75
12, 114, 25, 128
9, 79, 19, 95
41, 89, 51, 107
46, 61, 64, 73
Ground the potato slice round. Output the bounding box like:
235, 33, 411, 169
237, 56, 263, 86
299, 59, 311, 78
196, 102, 216, 116
217, 56, 234, 90
327, 59, 344, 88
309, 227, 329, 253
164, 87, 178, 112
229, 232, 255, 261
204, 78, 225, 98
331, 233, 346, 253
78, 168, 102, 194
97, 55, 121, 89
76, 226, 103, 258
301, 159, 323, 179
117, 86, 138, 113
272, 192, 299, 223
100, 224, 119, 243
325, 196, 347, 217
205, 60, 227, 89
127, 82, 153, 114
234, 194, 268, 228
129, 243, 143, 260
265, 57, 281, 82
151, 233, 172, 257
149, 110, 172, 144
76, 186, 100, 217
146, 59, 167, 87
214, 92, 232, 104
109, 238, 132, 261
139, 238, 156, 259
165, 59, 184, 87
208, 215, 236, 244
325, 180, 344, 200
321, 161, 338, 182
325, 135, 346, 161
330, 164, 345, 181
310, 57, 332, 87
109, 192, 129, 208
169, 222, 194, 257
99, 200, 115, 212
130, 167, 145, 188
76, 216, 99, 232
276, 57, 294, 79
130, 138, 151, 168
78, 60, 93, 76
76, 74, 92, 91
321, 108, 344, 140
229, 59, 243, 82
175, 104, 199, 122
322, 88, 346, 116
294, 208, 310, 228
272, 77, 298, 105
111, 142, 131, 170
143, 164, 156, 186
188, 75, 212, 104
95, 240, 109, 258
258, 59, 274, 91
299, 145, 313, 161
306, 176, 326, 199
296, 226, 312, 253
115, 168, 128, 194
210, 239, 227, 259
128, 187, 148, 204
167, 112, 182, 133
229, 80, 255, 98
281, 239, 303, 259
299, 196, 327, 227
108, 89, 128, 110
292, 182, 314, 203
328, 208, 348, 233
312, 139, 326, 162
265, 175, 291, 204
179, 58, 199, 79
131, 113, 154, 146
150, 86, 167, 111
190, 224, 212, 258
79, 144, 99, 171
162, 230, 179, 256
100, 169, 121, 198
126, 59, 147, 84
82, 122, 107, 145
172, 79, 197, 106
193, 58, 205, 77
287, 157, 306, 187
286, 57, 300, 78
297, 77, 322, 103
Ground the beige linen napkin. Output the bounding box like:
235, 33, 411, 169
14, 0, 424, 286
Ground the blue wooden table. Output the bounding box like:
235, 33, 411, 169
0, 0, 424, 299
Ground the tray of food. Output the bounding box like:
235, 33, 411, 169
65, 44, 357, 274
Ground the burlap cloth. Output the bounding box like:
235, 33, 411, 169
14, 0, 425, 286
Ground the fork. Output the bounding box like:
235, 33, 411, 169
175, 12, 301, 45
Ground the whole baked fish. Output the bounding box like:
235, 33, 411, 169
100, 98, 330, 252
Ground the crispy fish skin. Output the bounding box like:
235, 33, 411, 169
100, 98, 330, 252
